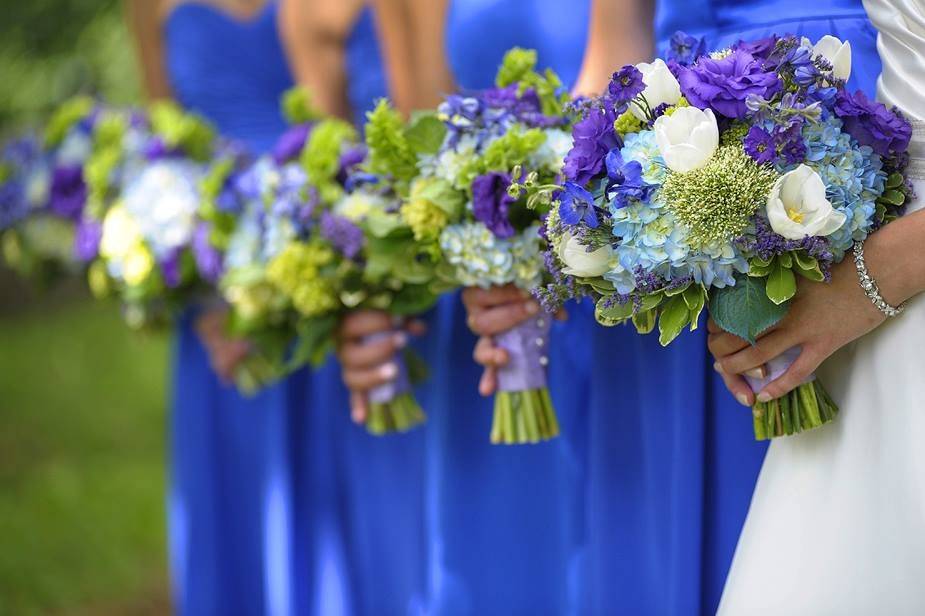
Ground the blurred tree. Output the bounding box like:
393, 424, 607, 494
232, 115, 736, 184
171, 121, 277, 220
0, 0, 140, 133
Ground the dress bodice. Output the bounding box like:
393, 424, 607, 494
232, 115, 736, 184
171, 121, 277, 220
164, 2, 293, 153
655, 0, 882, 97
445, 0, 590, 89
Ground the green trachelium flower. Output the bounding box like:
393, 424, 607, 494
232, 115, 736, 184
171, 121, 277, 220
149, 101, 215, 162
301, 118, 357, 204
281, 86, 321, 124
661, 145, 778, 247
495, 47, 568, 117
44, 96, 94, 147
365, 100, 418, 184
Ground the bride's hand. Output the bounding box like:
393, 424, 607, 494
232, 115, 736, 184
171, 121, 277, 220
337, 310, 426, 424
709, 257, 886, 405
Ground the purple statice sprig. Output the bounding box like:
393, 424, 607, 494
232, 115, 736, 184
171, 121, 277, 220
736, 215, 835, 280
319, 210, 364, 260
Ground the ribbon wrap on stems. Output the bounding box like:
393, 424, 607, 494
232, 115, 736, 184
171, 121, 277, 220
364, 330, 426, 435
743, 345, 838, 440
491, 313, 559, 444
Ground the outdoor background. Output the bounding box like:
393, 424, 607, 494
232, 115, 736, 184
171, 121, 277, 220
1, 1, 171, 613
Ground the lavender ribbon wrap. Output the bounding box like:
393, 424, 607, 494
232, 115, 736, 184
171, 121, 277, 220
495, 313, 551, 392
365, 330, 412, 405
743, 345, 814, 394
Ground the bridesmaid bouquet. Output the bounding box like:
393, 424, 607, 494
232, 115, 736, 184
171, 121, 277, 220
366, 48, 572, 444
541, 33, 913, 439
84, 101, 220, 329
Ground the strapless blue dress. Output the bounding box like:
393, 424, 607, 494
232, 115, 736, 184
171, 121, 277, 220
417, 1, 592, 613
583, 2, 882, 614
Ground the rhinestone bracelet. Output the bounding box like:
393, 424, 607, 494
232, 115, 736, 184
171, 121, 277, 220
853, 240, 905, 318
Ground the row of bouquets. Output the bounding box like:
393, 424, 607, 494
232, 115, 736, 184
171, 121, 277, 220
1, 35, 916, 444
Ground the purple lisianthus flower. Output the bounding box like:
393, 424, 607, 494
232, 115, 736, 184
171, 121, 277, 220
777, 123, 807, 165
604, 150, 653, 208
558, 182, 599, 228
834, 89, 912, 157
192, 223, 223, 283
679, 50, 782, 118
732, 35, 779, 61
273, 123, 312, 164
73, 218, 102, 262
472, 171, 516, 238
337, 145, 367, 184
666, 31, 706, 66
48, 164, 87, 220
608, 66, 645, 104
320, 211, 364, 259
144, 136, 170, 161
160, 249, 183, 289
562, 107, 620, 185
743, 126, 777, 164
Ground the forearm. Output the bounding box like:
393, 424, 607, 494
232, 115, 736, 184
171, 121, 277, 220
864, 207, 925, 307
124, 0, 172, 101
573, 0, 655, 97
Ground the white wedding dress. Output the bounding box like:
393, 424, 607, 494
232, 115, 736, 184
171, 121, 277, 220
718, 2, 925, 614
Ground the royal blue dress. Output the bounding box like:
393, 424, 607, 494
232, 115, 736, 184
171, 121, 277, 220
583, 2, 882, 614
417, 1, 592, 613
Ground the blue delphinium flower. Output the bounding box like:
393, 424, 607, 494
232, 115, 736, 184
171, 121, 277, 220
744, 126, 777, 164
666, 31, 706, 66
558, 182, 599, 228
604, 149, 654, 208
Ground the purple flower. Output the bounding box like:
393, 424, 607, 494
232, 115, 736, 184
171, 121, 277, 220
558, 182, 599, 228
192, 223, 223, 283
144, 136, 170, 161
743, 126, 777, 164
732, 35, 779, 61
320, 211, 363, 259
781, 45, 818, 86
678, 50, 782, 118
73, 218, 102, 262
604, 150, 653, 208
562, 106, 620, 185
160, 249, 183, 288
608, 66, 645, 104
666, 31, 706, 66
834, 89, 912, 157
337, 145, 367, 184
472, 171, 515, 238
777, 124, 807, 165
48, 164, 87, 220
272, 124, 312, 164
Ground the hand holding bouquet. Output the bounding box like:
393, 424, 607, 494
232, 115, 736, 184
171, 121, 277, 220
541, 33, 912, 439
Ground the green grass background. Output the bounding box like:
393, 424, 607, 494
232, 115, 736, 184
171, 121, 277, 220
0, 1, 173, 613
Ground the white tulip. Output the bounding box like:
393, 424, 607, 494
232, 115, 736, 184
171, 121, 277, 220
631, 59, 682, 121
766, 165, 846, 240
556, 233, 613, 278
812, 35, 852, 81
653, 106, 719, 173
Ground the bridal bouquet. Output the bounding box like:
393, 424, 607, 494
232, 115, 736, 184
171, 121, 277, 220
365, 48, 573, 443
541, 33, 912, 439
84, 101, 220, 328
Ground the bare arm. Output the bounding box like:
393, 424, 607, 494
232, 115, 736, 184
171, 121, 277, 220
371, 0, 454, 115
125, 0, 173, 101
572, 0, 656, 97
279, 0, 364, 120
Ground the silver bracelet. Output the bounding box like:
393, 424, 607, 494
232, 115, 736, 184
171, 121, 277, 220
853, 240, 905, 318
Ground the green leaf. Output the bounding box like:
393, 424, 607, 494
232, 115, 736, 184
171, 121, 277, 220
683, 285, 706, 331
664, 281, 691, 297
766, 261, 797, 305
411, 177, 464, 217
632, 309, 656, 334
594, 296, 634, 324
405, 113, 447, 156
658, 295, 691, 345
792, 251, 825, 282
639, 292, 664, 313
880, 189, 905, 206
709, 275, 790, 344
363, 210, 409, 238
886, 172, 904, 189
777, 252, 793, 269
289, 315, 338, 370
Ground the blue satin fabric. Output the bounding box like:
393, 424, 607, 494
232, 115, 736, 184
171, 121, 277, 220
584, 3, 881, 614
419, 1, 592, 613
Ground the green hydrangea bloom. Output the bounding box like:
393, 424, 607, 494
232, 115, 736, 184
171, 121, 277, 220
266, 241, 338, 317
300, 118, 356, 204
281, 86, 321, 124
44, 96, 94, 147
364, 99, 418, 184
457, 126, 545, 189
401, 177, 455, 243
614, 110, 644, 135
149, 101, 215, 161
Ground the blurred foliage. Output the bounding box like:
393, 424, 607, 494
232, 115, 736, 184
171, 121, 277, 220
0, 0, 141, 134
0, 3, 167, 612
